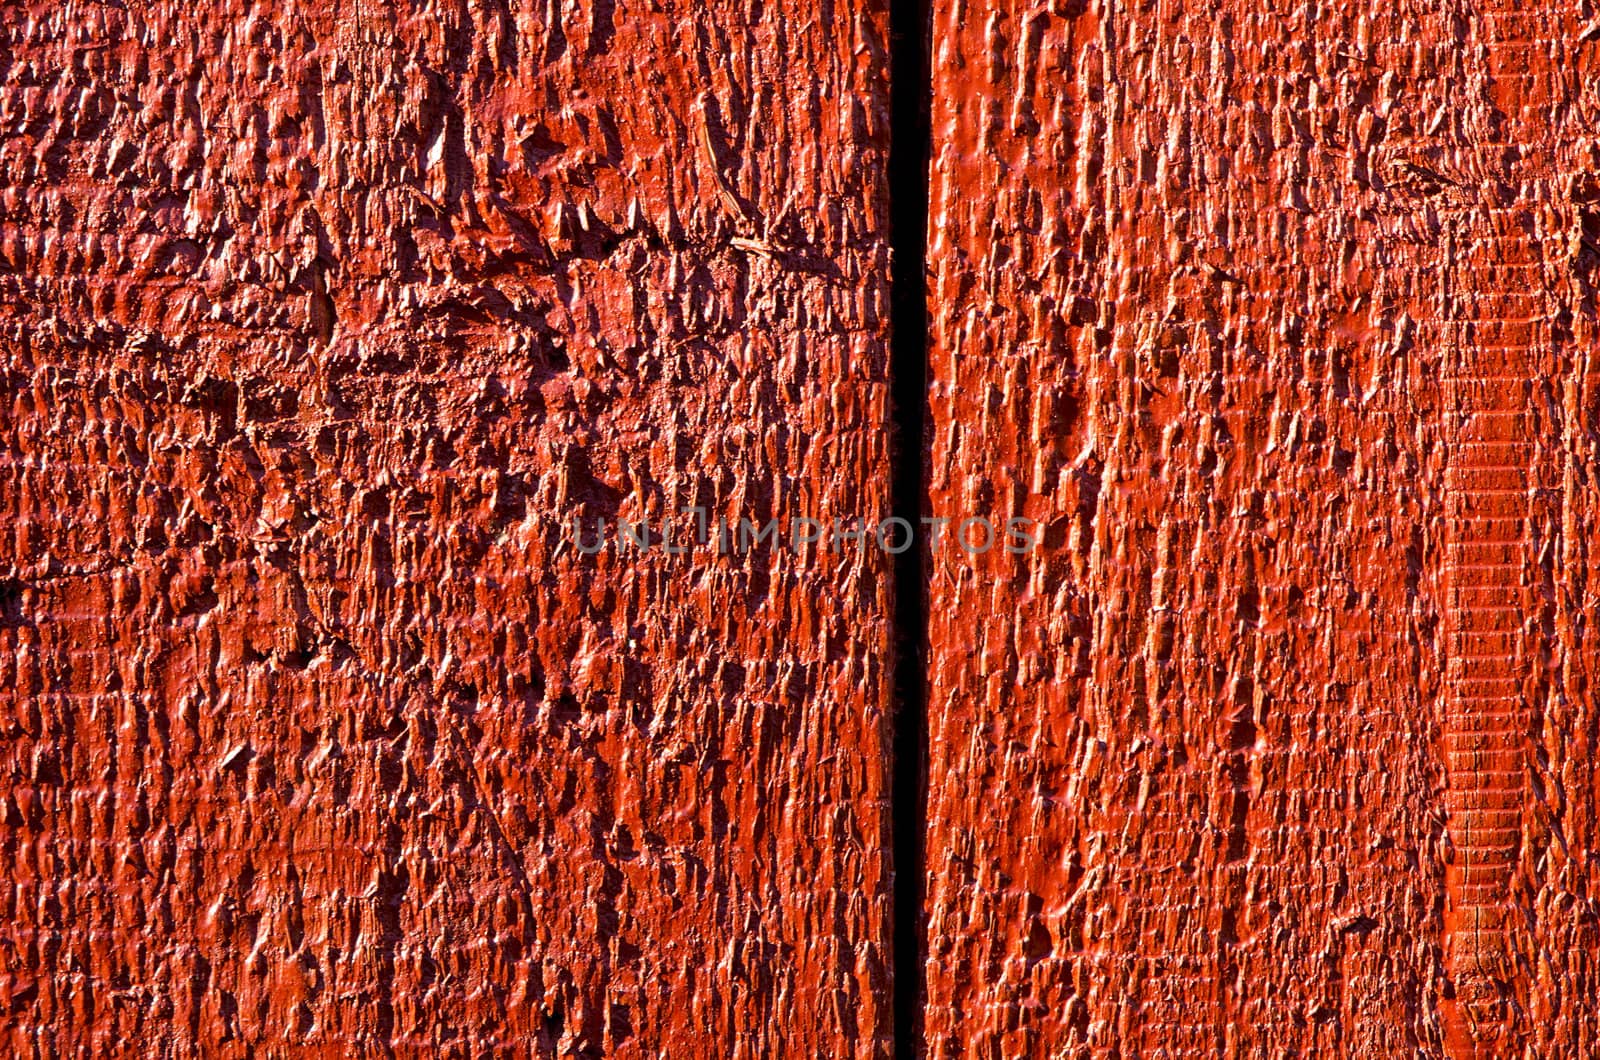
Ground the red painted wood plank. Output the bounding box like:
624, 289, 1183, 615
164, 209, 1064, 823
922, 1, 1600, 1055
0, 1, 897, 1055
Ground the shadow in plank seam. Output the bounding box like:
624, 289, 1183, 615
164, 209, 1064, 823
887, 0, 934, 1053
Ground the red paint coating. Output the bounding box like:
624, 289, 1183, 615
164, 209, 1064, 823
9, 0, 1600, 1053
0, 1, 896, 1055
924, 1, 1600, 1056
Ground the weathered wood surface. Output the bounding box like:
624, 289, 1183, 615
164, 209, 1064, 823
923, 1, 1600, 1056
10, 0, 1600, 1055
0, 1, 897, 1055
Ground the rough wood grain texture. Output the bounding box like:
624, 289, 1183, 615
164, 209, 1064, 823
0, 1, 897, 1055
923, 0, 1600, 1055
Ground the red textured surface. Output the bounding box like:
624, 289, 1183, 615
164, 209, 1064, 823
0, 1, 895, 1055
923, 1, 1600, 1056
11, 0, 1600, 1055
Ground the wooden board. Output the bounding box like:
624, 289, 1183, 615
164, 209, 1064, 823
922, 0, 1600, 1055
0, 1, 897, 1055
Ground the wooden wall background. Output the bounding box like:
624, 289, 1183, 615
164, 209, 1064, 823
4, 0, 1600, 1056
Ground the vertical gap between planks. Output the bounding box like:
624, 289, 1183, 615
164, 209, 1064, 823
888, 0, 932, 1053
